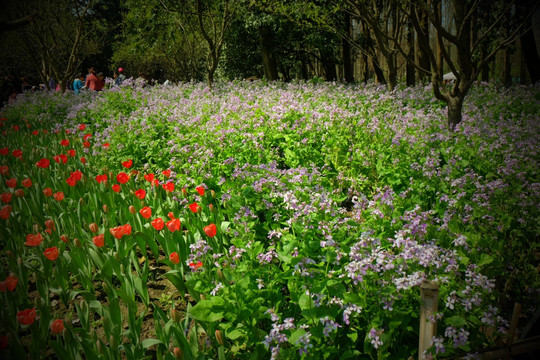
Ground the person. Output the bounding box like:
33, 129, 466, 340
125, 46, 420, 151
48, 76, 56, 91
95, 72, 105, 91
135, 72, 147, 88
115, 67, 126, 86
85, 67, 99, 91
73, 73, 85, 94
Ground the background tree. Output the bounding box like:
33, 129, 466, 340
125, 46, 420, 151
2, 0, 103, 92
406, 0, 537, 130
113, 0, 206, 82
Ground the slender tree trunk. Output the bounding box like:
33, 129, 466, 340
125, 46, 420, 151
343, 13, 354, 82
372, 58, 386, 84
406, 18, 416, 86
416, 8, 430, 82
520, 29, 540, 84
321, 53, 337, 81
260, 26, 278, 81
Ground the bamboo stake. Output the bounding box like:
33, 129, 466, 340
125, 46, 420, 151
419, 280, 439, 360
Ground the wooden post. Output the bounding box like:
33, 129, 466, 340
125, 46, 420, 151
418, 280, 439, 360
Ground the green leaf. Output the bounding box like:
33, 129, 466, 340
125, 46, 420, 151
142, 338, 162, 349
189, 297, 225, 322
446, 315, 467, 327
227, 328, 247, 340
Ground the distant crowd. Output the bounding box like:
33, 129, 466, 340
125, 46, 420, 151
1, 67, 158, 107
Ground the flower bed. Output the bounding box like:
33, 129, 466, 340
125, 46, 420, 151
0, 81, 539, 359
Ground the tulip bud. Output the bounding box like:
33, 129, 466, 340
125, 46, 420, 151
208, 204, 214, 213
109, 335, 117, 349
60, 234, 68, 243
96, 340, 103, 354
217, 269, 224, 281
200, 294, 206, 300
74, 238, 81, 247
129, 205, 136, 214
215, 330, 224, 346
17, 257, 22, 266
80, 299, 88, 312
103, 205, 109, 214
197, 206, 202, 214
33, 224, 40, 233
171, 308, 181, 323
89, 223, 99, 233
173, 347, 184, 360
182, 188, 187, 198
211, 190, 216, 198
114, 252, 121, 262
79, 198, 85, 206
14, 189, 24, 197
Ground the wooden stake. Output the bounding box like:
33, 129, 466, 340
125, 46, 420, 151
419, 280, 439, 360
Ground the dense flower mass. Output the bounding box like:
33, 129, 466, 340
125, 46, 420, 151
0, 81, 538, 359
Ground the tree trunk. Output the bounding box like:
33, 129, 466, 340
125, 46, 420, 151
520, 28, 540, 84
372, 58, 386, 84
321, 53, 337, 81
406, 19, 416, 86
343, 13, 354, 82
447, 95, 464, 131
416, 8, 430, 82
260, 26, 279, 81
503, 48, 512, 86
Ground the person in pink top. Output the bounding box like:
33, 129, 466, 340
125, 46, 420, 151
85, 67, 99, 91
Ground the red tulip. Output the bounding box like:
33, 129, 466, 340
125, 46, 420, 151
16, 308, 36, 325
50, 319, 64, 334
60, 235, 69, 243
25, 233, 43, 246
0, 165, 8, 175
53, 192, 64, 201
60, 139, 69, 146
92, 234, 105, 247
83, 133, 91, 140
112, 184, 121, 193
189, 261, 203, 270
12, 149, 22, 158
144, 173, 155, 182
22, 178, 32, 188
134, 189, 146, 199
14, 189, 24, 197
36, 158, 50, 168
162, 182, 174, 192
162, 169, 171, 178
67, 149, 76, 157
195, 186, 205, 196
116, 172, 129, 184
43, 188, 53, 197
151, 218, 164, 231
122, 159, 133, 168
189, 202, 199, 213
80, 157, 87, 164
89, 223, 99, 233
203, 223, 217, 237
0, 205, 12, 220
140, 206, 152, 219
0, 193, 11, 203
0, 147, 8, 156
4, 276, 17, 291
44, 247, 59, 261
45, 219, 55, 230
32, 130, 39, 135
83, 141, 91, 148
95, 174, 108, 183
169, 252, 180, 264
79, 124, 86, 131
5, 178, 16, 188
166, 218, 181, 232
102, 142, 110, 148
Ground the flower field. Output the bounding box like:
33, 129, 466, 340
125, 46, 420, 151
0, 80, 539, 359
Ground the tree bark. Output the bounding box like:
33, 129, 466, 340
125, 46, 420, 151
343, 12, 354, 82
447, 95, 463, 131
406, 15, 416, 86
260, 26, 279, 81
416, 6, 430, 82
520, 28, 540, 84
